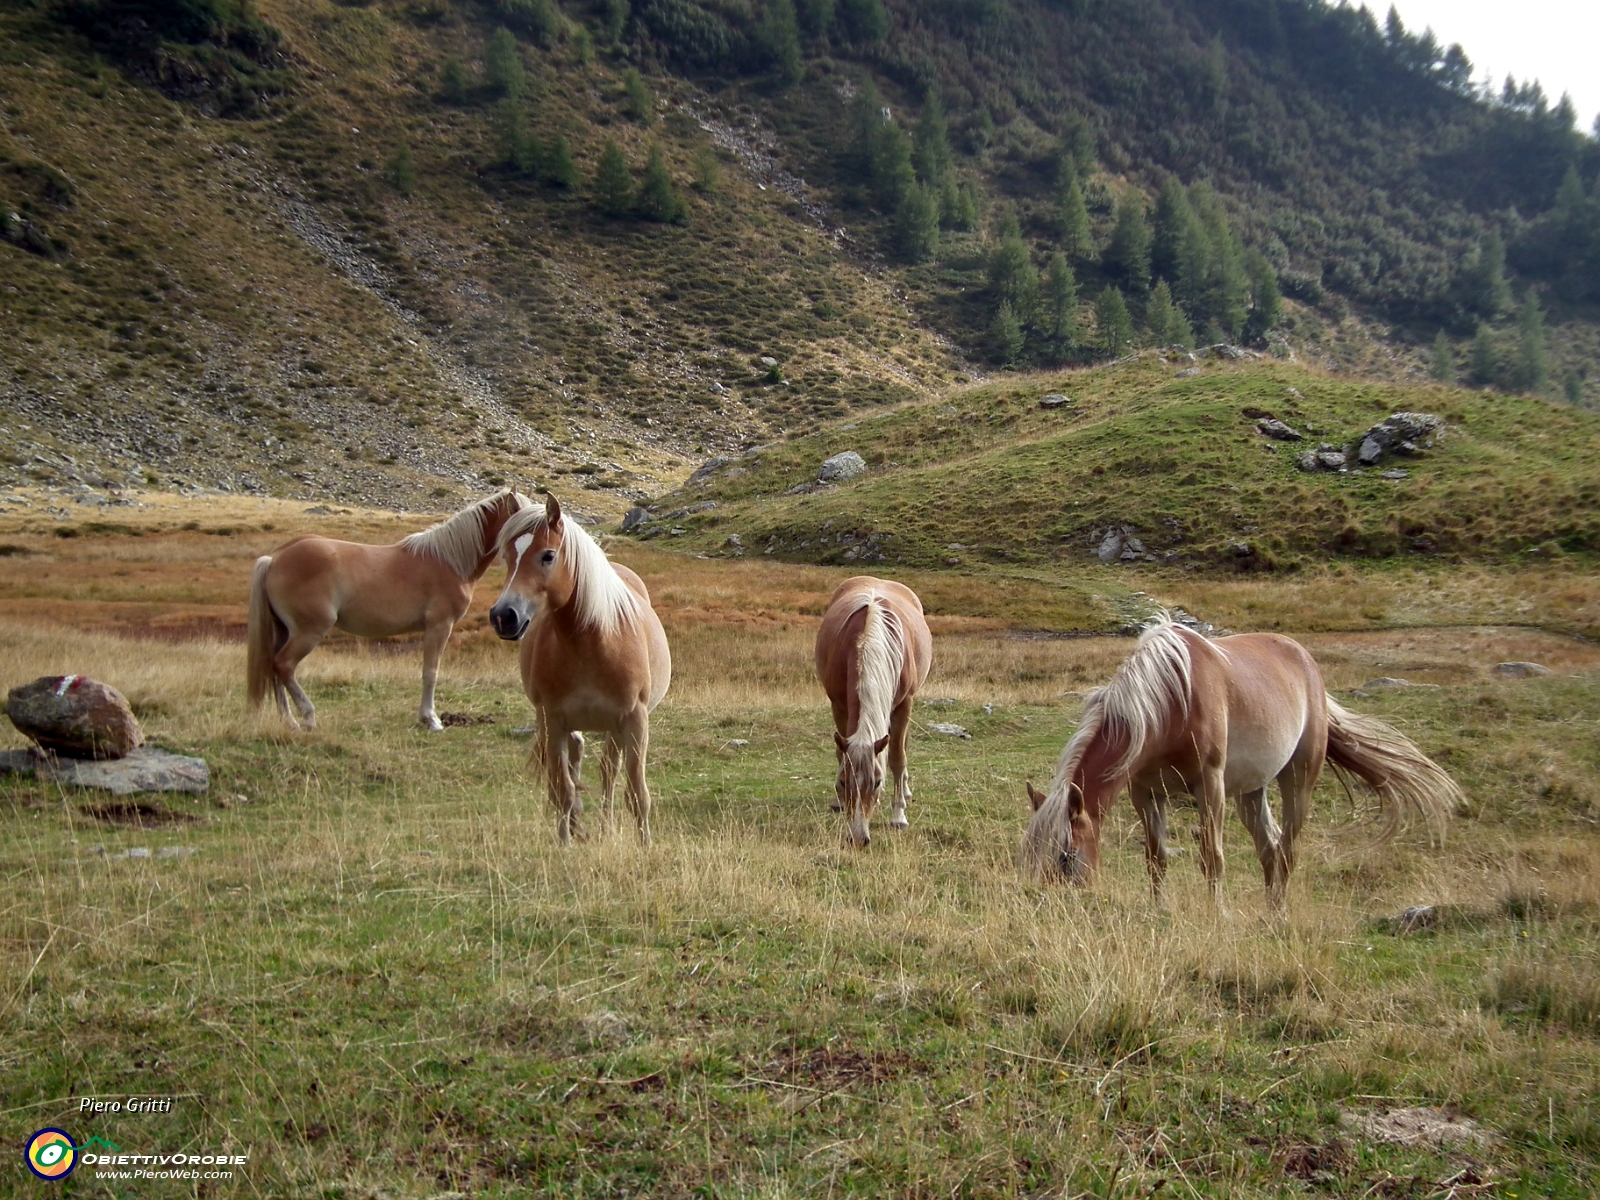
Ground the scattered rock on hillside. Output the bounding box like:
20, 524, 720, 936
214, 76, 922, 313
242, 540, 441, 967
7, 676, 143, 759
0, 746, 209, 794
1493, 661, 1551, 678
1361, 677, 1439, 690
1175, 367, 1201, 378
723, 533, 744, 555
1094, 526, 1131, 563
818, 451, 867, 483
1296, 445, 1348, 472
688, 456, 735, 487
1038, 393, 1073, 410
1356, 412, 1443, 465
1255, 418, 1304, 442
1169, 609, 1217, 636
928, 723, 971, 739
620, 505, 654, 532
1379, 469, 1409, 480
1395, 905, 1438, 933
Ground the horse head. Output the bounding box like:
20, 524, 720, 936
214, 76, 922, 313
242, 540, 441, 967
490, 493, 572, 640
1021, 780, 1093, 884
475, 489, 534, 577
834, 730, 889, 847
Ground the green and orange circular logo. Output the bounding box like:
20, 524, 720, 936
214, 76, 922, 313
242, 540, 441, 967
25, 1128, 78, 1181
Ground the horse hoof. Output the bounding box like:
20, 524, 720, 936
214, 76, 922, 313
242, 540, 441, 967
421, 719, 444, 732
889, 816, 909, 830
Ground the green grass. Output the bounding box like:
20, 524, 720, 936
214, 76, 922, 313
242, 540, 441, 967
643, 356, 1600, 573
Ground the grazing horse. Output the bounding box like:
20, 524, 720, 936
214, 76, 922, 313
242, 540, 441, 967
247, 489, 531, 730
1020, 615, 1460, 910
489, 494, 671, 846
815, 577, 934, 847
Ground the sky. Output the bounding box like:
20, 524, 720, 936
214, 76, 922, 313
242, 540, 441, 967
1388, 0, 1600, 134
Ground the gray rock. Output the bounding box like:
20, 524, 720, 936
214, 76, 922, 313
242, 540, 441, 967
1492, 661, 1552, 678
0, 746, 208, 793
1396, 905, 1437, 933
1174, 367, 1201, 379
687, 457, 734, 487
723, 533, 744, 551
1211, 344, 1252, 360
7, 675, 143, 759
758, 356, 778, 368
1038, 393, 1073, 410
817, 451, 867, 483
928, 723, 971, 739
1119, 537, 1146, 561
1256, 418, 1304, 442
1361, 677, 1437, 690
1096, 530, 1124, 563
1355, 412, 1444, 465
620, 506, 654, 532
1380, 469, 1409, 480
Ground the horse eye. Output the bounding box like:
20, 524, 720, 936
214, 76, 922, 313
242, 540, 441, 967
539, 550, 557, 565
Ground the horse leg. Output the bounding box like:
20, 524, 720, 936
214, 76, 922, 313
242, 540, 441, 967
542, 719, 584, 846
1235, 786, 1288, 910
598, 733, 621, 838
619, 707, 653, 847
887, 697, 913, 830
417, 617, 455, 732
1197, 762, 1229, 914
1131, 784, 1171, 903
274, 623, 330, 730
1276, 754, 1319, 894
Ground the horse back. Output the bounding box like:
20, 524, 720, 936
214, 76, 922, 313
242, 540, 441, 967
1191, 630, 1326, 772
266, 535, 466, 633
814, 576, 932, 705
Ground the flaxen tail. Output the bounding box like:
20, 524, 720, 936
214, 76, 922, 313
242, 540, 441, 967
246, 556, 282, 710
1324, 696, 1461, 841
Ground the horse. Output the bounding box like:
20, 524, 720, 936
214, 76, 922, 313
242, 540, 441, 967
247, 489, 531, 731
1020, 614, 1461, 910
815, 577, 934, 847
489, 493, 671, 846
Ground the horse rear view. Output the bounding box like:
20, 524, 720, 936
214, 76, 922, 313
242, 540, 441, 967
1020, 615, 1461, 911
246, 490, 529, 730
490, 493, 670, 846
815, 577, 933, 847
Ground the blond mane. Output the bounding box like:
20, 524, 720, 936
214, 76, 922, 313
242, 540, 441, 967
497, 506, 641, 635
847, 595, 905, 754
401, 490, 530, 580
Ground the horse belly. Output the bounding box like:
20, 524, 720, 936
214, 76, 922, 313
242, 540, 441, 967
1223, 736, 1297, 795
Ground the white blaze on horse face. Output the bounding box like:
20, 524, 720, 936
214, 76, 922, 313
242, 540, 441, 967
511, 533, 535, 578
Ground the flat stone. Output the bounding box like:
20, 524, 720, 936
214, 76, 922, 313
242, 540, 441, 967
0, 746, 208, 794
1255, 418, 1304, 442
1038, 393, 1072, 410
1492, 661, 1551, 678
1174, 367, 1201, 378
1360, 677, 1438, 690
928, 723, 971, 739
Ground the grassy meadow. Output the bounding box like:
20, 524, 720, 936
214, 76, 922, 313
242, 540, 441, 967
3, 499, 1600, 1197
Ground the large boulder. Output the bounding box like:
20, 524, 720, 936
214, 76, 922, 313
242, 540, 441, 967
817, 451, 867, 483
620, 506, 654, 532
7, 675, 143, 759
1356, 413, 1443, 466
1255, 418, 1304, 442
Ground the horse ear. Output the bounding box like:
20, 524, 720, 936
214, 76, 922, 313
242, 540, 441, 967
833, 731, 847, 755
545, 492, 563, 527
873, 735, 889, 756
1026, 782, 1047, 811
1065, 783, 1084, 819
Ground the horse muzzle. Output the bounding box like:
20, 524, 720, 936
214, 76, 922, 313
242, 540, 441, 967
489, 601, 530, 641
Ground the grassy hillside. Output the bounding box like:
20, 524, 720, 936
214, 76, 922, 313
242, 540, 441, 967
640, 355, 1600, 573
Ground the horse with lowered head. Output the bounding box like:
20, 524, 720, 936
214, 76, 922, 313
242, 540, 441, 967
815, 577, 933, 847
1021, 614, 1461, 910
247, 489, 531, 730
490, 493, 671, 846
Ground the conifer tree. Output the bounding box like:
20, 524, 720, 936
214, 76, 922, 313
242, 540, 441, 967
635, 144, 687, 223
1430, 331, 1454, 382
1469, 324, 1498, 386
758, 0, 803, 84
592, 139, 633, 217
1458, 232, 1511, 318
389, 144, 416, 195
545, 134, 578, 187
1095, 286, 1133, 356
870, 120, 915, 210
838, 0, 887, 43
440, 56, 468, 104
1190, 183, 1247, 339
1056, 171, 1091, 257
988, 233, 1038, 320
796, 0, 833, 37
1243, 249, 1281, 340
942, 179, 978, 230
692, 144, 721, 193
1144, 279, 1191, 348
895, 180, 939, 263
991, 300, 1023, 366
623, 68, 654, 124
1151, 178, 1192, 283
1104, 193, 1152, 294
1042, 253, 1077, 343
1513, 289, 1550, 392
498, 100, 537, 174
914, 90, 951, 186
485, 27, 524, 100
605, 0, 629, 42
1056, 114, 1095, 180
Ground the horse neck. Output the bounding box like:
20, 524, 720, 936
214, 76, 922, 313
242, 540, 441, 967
847, 602, 900, 747
469, 501, 516, 582
1072, 725, 1130, 826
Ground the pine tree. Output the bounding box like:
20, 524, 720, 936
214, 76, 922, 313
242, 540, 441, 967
1190, 183, 1248, 339
485, 27, 524, 100
692, 144, 721, 193
570, 26, 594, 65
1151, 178, 1192, 283
1144, 279, 1192, 348
1056, 171, 1091, 257
838, 0, 887, 43
635, 143, 687, 223
987, 234, 1037, 320
605, 0, 629, 42
497, 100, 538, 174
1104, 193, 1152, 294
1513, 289, 1550, 393
1458, 232, 1511, 318
914, 90, 951, 185
1056, 113, 1095, 180
1095, 286, 1133, 356
1243, 249, 1281, 340
1042, 252, 1077, 342
1430, 331, 1454, 382
1469, 324, 1498, 386
894, 180, 939, 263
796, 0, 833, 38
623, 68, 654, 124
592, 140, 633, 217
439, 56, 468, 104
758, 0, 803, 84
870, 119, 915, 210
545, 134, 577, 187
991, 300, 1023, 366
389, 144, 416, 195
